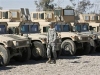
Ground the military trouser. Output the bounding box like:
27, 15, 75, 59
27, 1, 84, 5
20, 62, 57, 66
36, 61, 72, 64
47, 43, 57, 59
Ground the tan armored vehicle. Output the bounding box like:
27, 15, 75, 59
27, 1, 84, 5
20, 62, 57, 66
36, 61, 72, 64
31, 9, 91, 55
0, 22, 31, 66
72, 22, 100, 52
0, 8, 61, 60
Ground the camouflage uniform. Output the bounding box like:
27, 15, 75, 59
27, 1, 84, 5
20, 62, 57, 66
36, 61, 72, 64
47, 23, 57, 63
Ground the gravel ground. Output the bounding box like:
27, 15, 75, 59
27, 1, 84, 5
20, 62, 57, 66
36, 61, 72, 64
0, 53, 100, 75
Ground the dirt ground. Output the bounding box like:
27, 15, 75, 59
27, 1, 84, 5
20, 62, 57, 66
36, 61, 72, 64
0, 52, 100, 75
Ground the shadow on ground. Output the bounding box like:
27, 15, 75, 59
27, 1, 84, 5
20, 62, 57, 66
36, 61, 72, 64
0, 66, 15, 71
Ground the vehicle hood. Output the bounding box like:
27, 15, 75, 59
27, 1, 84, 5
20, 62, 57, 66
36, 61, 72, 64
59, 32, 88, 37
0, 34, 28, 42
23, 33, 47, 40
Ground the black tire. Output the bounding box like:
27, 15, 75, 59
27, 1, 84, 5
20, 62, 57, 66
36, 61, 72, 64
31, 41, 46, 60
15, 47, 31, 62
61, 39, 76, 56
82, 42, 91, 55
56, 49, 62, 57
0, 45, 10, 66
89, 39, 96, 53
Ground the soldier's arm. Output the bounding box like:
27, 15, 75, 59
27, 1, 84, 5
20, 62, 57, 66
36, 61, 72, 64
47, 29, 49, 43
53, 29, 57, 43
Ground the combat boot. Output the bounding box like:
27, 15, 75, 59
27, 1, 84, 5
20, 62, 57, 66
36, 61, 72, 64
46, 58, 51, 64
52, 58, 56, 64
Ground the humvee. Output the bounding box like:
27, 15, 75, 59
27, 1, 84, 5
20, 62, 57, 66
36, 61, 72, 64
72, 22, 100, 52
0, 8, 61, 60
0, 22, 31, 66
31, 9, 91, 55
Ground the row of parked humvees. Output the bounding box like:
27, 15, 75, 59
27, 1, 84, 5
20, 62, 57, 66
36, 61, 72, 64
0, 8, 100, 66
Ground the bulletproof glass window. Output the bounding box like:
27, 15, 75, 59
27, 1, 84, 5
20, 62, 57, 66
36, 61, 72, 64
62, 24, 70, 32
55, 24, 61, 32
0, 25, 6, 34
30, 25, 38, 33
33, 13, 37, 19
43, 26, 50, 32
85, 16, 89, 20
54, 10, 61, 16
39, 13, 44, 19
63, 10, 74, 16
81, 24, 89, 32
11, 11, 17, 18
21, 25, 29, 33
47, 13, 52, 18
91, 16, 95, 20
3, 12, 8, 19
75, 25, 81, 32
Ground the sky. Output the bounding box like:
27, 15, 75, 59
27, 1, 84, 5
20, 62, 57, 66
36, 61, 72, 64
0, 0, 99, 13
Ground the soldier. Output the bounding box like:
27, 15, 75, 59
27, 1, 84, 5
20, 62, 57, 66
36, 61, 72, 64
46, 22, 57, 64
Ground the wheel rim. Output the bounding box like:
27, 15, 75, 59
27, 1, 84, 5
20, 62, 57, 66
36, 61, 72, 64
64, 44, 71, 51
64, 43, 72, 54
32, 47, 41, 57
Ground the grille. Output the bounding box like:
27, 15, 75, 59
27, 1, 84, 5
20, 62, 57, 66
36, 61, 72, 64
82, 37, 88, 41
18, 41, 27, 46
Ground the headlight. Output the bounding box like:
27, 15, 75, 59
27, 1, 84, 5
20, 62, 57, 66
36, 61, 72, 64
92, 35, 98, 39
78, 36, 82, 40
39, 37, 47, 42
27, 41, 30, 44
71, 36, 78, 40
13, 41, 19, 46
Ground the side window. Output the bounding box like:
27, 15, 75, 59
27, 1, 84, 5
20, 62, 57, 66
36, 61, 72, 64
47, 13, 52, 18
43, 26, 49, 32
39, 13, 44, 19
85, 16, 89, 20
11, 11, 17, 18
3, 12, 8, 19
33, 13, 37, 19
91, 16, 95, 20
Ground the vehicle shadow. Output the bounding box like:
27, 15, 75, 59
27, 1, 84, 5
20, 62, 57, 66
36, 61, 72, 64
0, 66, 15, 71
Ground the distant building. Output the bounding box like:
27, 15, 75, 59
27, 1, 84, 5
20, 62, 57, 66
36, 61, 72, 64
78, 14, 100, 23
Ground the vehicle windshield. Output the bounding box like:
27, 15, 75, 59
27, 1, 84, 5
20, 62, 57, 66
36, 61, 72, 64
62, 24, 70, 32
21, 25, 39, 33
75, 24, 89, 32
21, 25, 29, 33
75, 25, 81, 32
30, 25, 39, 33
55, 24, 61, 32
81, 24, 89, 32
0, 25, 6, 34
